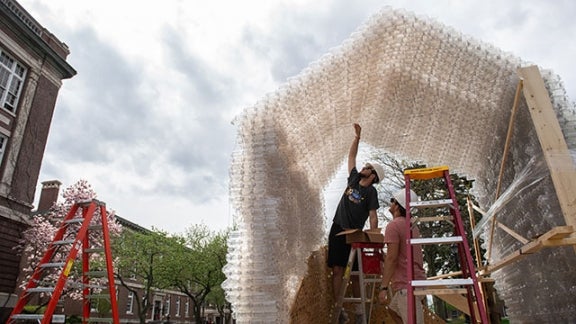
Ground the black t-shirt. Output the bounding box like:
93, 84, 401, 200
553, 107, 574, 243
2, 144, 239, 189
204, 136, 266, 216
332, 167, 379, 229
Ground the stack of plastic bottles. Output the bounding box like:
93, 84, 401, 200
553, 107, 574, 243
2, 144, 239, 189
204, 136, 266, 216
223, 7, 576, 323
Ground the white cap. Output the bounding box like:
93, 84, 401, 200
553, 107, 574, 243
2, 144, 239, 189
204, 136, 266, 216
392, 189, 419, 214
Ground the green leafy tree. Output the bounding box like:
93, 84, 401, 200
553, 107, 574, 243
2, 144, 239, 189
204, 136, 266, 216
159, 224, 229, 324
112, 229, 183, 324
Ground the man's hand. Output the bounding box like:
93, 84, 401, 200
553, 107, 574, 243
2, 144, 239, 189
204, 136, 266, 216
353, 123, 361, 138
378, 290, 390, 305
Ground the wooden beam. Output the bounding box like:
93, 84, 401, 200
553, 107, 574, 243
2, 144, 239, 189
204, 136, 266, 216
435, 293, 479, 317
413, 216, 454, 224
467, 197, 483, 269
470, 200, 528, 243
415, 288, 468, 296
488, 80, 524, 261
427, 271, 463, 280
486, 226, 575, 273
518, 66, 576, 233
496, 222, 528, 244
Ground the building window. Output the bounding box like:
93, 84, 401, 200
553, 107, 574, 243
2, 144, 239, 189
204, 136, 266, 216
0, 49, 26, 113
185, 298, 189, 317
0, 134, 7, 163
126, 291, 134, 314
164, 296, 170, 316
175, 296, 181, 317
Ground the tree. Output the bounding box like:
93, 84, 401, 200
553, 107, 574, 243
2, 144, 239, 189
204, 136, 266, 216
112, 228, 183, 324
159, 224, 229, 324
15, 180, 122, 312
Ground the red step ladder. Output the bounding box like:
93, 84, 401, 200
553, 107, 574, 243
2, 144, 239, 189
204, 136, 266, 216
8, 199, 119, 324
333, 240, 383, 324
404, 166, 488, 324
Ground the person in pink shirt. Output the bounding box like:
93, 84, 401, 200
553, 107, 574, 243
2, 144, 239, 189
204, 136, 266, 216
378, 189, 426, 323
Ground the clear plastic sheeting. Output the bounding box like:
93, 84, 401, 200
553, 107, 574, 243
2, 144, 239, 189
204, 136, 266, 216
223, 7, 576, 323
472, 156, 549, 240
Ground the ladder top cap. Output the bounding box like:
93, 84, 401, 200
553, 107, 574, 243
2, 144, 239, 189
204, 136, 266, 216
404, 166, 449, 179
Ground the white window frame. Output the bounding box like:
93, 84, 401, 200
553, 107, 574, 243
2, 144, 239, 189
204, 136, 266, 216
0, 134, 7, 164
164, 296, 171, 316
126, 291, 134, 314
175, 296, 181, 317
185, 298, 190, 317
0, 48, 26, 114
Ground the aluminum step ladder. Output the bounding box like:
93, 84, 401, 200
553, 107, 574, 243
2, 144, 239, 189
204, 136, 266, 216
333, 240, 383, 324
404, 166, 488, 324
8, 199, 119, 324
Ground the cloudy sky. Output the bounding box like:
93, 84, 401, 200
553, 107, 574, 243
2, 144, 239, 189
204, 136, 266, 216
19, 0, 575, 234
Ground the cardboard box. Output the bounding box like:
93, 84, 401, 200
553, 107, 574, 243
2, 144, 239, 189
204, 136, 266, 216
337, 228, 384, 244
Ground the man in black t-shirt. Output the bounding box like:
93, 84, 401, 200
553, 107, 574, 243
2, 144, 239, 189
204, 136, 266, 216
327, 123, 384, 322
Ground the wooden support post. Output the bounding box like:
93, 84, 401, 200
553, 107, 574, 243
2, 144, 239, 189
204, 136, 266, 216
518, 66, 576, 238
488, 80, 523, 261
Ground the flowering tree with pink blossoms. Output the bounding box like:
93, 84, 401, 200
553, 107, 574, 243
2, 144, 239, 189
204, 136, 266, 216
15, 180, 123, 307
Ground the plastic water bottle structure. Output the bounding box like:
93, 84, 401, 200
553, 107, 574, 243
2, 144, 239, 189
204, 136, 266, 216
223, 7, 576, 323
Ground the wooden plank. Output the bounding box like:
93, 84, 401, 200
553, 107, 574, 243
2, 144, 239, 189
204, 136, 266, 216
467, 197, 483, 269
497, 222, 529, 244
537, 225, 573, 240
486, 226, 575, 273
414, 288, 468, 296
518, 66, 576, 233
414, 216, 454, 223
488, 80, 524, 261
436, 294, 475, 316
471, 204, 487, 216
414, 284, 478, 317
428, 271, 463, 280
544, 237, 576, 247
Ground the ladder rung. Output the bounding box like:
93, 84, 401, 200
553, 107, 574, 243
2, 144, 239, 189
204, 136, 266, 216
86, 294, 111, 299
53, 239, 75, 245
86, 318, 114, 323
10, 314, 45, 320
411, 236, 463, 245
414, 288, 469, 296
84, 284, 108, 289
84, 247, 104, 253
64, 218, 84, 224
85, 271, 107, 277
89, 225, 102, 230
77, 199, 96, 206
413, 216, 453, 223
411, 199, 453, 208
412, 278, 474, 287
39, 262, 66, 268
27, 287, 55, 293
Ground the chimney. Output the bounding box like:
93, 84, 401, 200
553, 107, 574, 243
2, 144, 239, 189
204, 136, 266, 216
37, 180, 62, 212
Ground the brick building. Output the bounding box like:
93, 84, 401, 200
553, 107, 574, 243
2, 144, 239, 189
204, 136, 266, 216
0, 0, 75, 320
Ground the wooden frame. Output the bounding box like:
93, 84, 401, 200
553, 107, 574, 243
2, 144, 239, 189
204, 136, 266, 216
474, 66, 576, 275
518, 66, 576, 230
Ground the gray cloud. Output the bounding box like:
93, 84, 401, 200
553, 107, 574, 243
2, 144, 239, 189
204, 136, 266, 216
48, 27, 150, 164
240, 1, 383, 83
31, 0, 575, 233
